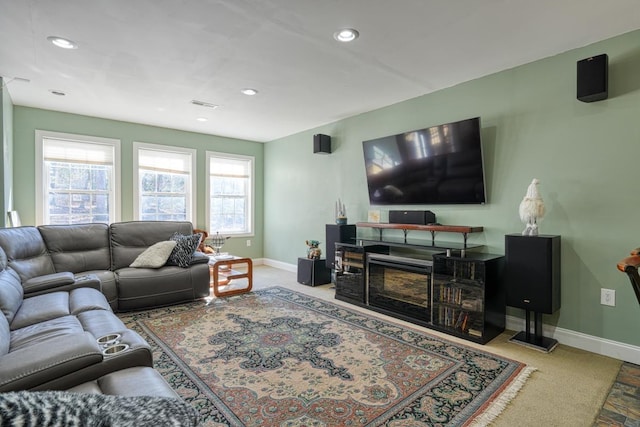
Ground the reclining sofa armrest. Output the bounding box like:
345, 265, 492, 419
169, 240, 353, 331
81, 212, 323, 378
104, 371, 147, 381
0, 332, 103, 392
22, 272, 75, 294
22, 272, 102, 298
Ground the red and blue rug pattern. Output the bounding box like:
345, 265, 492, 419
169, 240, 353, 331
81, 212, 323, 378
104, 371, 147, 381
120, 287, 533, 426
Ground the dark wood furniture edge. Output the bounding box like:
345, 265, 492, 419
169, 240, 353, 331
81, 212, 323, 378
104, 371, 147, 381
618, 252, 640, 305
356, 222, 483, 233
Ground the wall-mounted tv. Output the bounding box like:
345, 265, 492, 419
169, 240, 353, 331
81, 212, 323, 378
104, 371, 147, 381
362, 117, 486, 205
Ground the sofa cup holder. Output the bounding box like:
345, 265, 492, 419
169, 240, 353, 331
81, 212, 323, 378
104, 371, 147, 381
97, 333, 121, 348
102, 343, 129, 356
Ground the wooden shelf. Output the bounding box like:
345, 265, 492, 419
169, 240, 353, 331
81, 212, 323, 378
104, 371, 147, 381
356, 222, 483, 233
356, 222, 483, 249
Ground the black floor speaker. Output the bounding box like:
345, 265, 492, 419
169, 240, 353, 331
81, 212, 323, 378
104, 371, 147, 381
577, 54, 608, 103
505, 234, 561, 314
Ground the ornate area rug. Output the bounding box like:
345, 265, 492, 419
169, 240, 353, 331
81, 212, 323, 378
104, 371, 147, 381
119, 287, 534, 426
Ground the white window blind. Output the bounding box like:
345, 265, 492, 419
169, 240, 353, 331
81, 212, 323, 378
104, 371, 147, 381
134, 142, 196, 222
43, 138, 115, 165
138, 148, 191, 174
36, 130, 121, 225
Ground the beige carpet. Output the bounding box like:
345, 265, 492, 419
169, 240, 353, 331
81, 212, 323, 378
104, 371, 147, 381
248, 264, 622, 427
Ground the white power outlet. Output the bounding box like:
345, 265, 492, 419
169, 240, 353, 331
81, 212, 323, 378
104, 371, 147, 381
246, 239, 251, 247
600, 288, 616, 306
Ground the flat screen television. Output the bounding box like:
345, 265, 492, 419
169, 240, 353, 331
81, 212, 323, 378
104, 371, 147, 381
362, 117, 486, 205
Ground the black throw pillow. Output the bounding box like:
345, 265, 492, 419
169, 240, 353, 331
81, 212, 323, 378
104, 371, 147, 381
167, 232, 202, 268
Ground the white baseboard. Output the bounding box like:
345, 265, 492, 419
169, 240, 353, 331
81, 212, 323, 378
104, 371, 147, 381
262, 258, 296, 272
506, 314, 640, 364
261, 259, 640, 364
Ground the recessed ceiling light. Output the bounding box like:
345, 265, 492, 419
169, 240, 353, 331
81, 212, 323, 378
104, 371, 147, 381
49, 89, 66, 96
46, 36, 78, 49
241, 88, 258, 96
196, 117, 208, 122
333, 28, 359, 42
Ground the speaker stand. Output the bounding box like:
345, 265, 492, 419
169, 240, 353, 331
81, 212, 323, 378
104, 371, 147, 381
509, 310, 558, 353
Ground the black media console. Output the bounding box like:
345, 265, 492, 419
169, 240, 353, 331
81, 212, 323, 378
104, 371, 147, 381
332, 222, 506, 344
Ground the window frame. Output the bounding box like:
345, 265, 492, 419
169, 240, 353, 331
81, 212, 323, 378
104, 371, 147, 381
35, 130, 121, 225
132, 142, 197, 223
206, 151, 255, 237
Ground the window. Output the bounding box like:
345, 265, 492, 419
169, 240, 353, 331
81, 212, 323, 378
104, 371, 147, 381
207, 152, 254, 236
35, 131, 121, 225
133, 143, 196, 222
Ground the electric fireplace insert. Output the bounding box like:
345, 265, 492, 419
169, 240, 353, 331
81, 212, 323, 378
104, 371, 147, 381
367, 253, 432, 323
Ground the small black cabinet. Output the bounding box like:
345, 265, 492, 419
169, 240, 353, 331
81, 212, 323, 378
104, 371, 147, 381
325, 224, 356, 269
432, 253, 505, 344
334, 243, 387, 304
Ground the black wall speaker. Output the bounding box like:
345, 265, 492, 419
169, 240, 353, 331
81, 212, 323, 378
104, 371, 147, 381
505, 234, 561, 314
313, 134, 331, 154
577, 54, 608, 103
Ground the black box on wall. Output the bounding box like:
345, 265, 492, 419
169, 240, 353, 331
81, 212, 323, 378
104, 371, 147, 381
313, 134, 331, 154
577, 54, 608, 103
388, 210, 436, 225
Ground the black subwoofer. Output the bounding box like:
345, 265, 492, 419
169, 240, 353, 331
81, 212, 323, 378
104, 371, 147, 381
297, 257, 331, 286
505, 234, 561, 314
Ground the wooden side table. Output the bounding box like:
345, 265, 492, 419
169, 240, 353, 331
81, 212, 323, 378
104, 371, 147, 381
209, 256, 253, 297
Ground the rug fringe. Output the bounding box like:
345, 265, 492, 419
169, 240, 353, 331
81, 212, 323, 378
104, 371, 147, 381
468, 365, 537, 427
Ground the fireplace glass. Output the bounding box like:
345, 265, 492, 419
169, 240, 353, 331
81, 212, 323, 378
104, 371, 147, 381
367, 253, 432, 322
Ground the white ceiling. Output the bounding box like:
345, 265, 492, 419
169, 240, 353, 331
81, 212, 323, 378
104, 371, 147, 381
1, 0, 639, 142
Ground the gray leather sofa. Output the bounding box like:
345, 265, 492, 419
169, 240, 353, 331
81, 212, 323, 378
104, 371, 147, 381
68, 366, 178, 398
0, 221, 210, 311
0, 220, 211, 403
0, 246, 152, 392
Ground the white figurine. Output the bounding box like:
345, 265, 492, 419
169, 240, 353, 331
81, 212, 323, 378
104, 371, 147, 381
519, 178, 545, 236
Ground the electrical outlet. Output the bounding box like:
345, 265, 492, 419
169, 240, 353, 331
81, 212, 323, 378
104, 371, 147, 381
600, 288, 616, 306
246, 239, 251, 247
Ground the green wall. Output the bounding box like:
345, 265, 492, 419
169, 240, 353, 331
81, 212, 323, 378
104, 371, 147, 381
264, 29, 640, 346
12, 107, 265, 258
